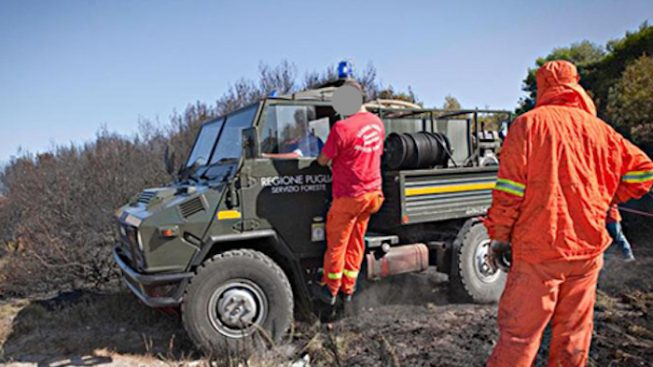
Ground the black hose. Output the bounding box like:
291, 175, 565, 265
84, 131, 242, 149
382, 132, 452, 170
429, 131, 458, 168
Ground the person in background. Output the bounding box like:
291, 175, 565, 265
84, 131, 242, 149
314, 80, 385, 305
263, 110, 324, 159
606, 204, 635, 262
484, 60, 653, 367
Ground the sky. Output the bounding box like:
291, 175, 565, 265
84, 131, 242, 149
0, 0, 651, 163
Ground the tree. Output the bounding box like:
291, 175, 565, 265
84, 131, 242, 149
442, 95, 461, 111
258, 60, 296, 96
302, 62, 382, 100
584, 22, 653, 117
606, 55, 653, 156
376, 85, 420, 104
215, 61, 389, 115
0, 60, 418, 296
516, 41, 605, 114
515, 22, 653, 156
517, 23, 653, 118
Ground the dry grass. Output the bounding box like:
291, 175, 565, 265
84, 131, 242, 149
0, 299, 29, 347
3, 254, 652, 366
595, 289, 617, 312
0, 291, 197, 364
0, 290, 327, 366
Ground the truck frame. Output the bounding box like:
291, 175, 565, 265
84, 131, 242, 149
113, 83, 511, 354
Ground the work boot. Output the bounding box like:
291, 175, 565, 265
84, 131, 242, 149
341, 287, 356, 303
312, 284, 336, 305
341, 293, 353, 303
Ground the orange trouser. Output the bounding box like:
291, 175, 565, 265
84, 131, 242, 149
322, 191, 384, 296
488, 256, 603, 367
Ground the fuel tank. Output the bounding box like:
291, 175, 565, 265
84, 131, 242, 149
366, 243, 429, 280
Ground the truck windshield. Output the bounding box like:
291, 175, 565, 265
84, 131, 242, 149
186, 118, 225, 167
209, 105, 258, 165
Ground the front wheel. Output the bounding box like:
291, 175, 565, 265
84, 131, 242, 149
182, 249, 293, 356
449, 219, 507, 303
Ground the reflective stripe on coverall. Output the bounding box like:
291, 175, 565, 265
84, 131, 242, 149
322, 191, 384, 295
484, 60, 653, 367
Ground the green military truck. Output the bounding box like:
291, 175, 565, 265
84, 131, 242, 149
113, 80, 511, 354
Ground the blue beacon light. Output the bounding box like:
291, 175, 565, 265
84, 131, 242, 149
337, 61, 353, 79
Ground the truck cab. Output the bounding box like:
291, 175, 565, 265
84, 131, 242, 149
114, 83, 511, 355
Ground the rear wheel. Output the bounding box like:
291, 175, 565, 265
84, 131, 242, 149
449, 219, 506, 303
182, 249, 293, 357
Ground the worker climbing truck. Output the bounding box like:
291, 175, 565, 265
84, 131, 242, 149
113, 78, 512, 354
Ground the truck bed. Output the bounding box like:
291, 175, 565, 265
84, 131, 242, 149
370, 166, 498, 230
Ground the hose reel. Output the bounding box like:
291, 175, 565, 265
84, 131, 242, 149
383, 132, 452, 170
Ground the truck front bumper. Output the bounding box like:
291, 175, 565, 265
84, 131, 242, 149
113, 246, 194, 308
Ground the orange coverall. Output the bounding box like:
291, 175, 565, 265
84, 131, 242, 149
323, 191, 384, 295
484, 60, 653, 367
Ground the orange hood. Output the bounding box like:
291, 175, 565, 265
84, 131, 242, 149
535, 60, 596, 116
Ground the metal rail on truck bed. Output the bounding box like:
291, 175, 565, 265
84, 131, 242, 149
370, 166, 498, 229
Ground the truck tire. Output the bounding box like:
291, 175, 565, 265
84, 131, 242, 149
182, 249, 293, 357
449, 219, 506, 303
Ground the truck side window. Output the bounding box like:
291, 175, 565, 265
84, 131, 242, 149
260, 105, 328, 158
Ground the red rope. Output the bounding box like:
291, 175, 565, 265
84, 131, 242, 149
618, 206, 653, 218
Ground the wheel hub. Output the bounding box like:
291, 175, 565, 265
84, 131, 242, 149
474, 239, 501, 283
218, 288, 257, 327
207, 279, 268, 339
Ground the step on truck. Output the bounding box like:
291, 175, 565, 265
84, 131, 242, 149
113, 77, 512, 355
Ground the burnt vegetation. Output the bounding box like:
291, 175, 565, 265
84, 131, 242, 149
0, 61, 415, 297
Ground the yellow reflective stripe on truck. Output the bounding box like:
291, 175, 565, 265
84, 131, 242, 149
404, 182, 496, 197
217, 210, 242, 220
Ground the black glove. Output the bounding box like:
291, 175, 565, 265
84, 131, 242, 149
487, 240, 512, 273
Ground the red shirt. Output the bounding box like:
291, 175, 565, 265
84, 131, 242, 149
322, 112, 385, 198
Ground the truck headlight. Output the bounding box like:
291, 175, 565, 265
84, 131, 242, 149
136, 230, 144, 251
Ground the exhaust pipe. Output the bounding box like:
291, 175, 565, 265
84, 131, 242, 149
366, 243, 429, 280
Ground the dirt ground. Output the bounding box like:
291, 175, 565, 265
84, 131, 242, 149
1, 225, 652, 366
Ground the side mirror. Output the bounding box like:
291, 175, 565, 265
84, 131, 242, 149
242, 127, 259, 159
164, 145, 177, 175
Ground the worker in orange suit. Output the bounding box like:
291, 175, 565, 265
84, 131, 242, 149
484, 60, 653, 367
315, 80, 385, 305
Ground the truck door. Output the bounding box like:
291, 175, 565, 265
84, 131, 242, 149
240, 103, 335, 258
